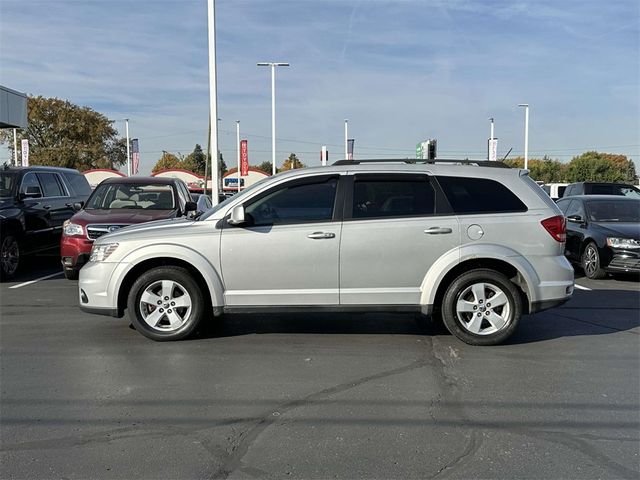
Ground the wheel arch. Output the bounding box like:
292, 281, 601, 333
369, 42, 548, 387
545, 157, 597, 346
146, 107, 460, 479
114, 247, 224, 317
421, 246, 538, 315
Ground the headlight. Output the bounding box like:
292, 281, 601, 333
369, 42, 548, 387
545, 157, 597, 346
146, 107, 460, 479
606, 237, 640, 249
63, 220, 84, 237
90, 243, 119, 262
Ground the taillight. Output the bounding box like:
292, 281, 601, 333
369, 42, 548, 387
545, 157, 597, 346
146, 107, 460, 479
541, 215, 566, 242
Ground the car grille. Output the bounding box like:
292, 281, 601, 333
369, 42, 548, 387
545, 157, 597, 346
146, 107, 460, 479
86, 224, 129, 240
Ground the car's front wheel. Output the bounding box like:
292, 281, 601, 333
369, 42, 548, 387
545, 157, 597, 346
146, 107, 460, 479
0, 235, 21, 280
127, 266, 205, 341
441, 269, 522, 346
582, 242, 606, 279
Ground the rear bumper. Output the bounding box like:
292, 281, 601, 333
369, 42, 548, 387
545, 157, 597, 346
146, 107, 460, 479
530, 297, 570, 314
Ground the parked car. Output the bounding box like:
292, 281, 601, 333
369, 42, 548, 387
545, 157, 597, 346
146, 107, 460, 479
0, 165, 92, 279
78, 159, 574, 346
562, 182, 640, 198
61, 176, 196, 279
557, 195, 640, 279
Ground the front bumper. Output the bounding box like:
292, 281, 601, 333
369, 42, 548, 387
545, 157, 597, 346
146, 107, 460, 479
606, 249, 640, 274
78, 260, 127, 318
61, 235, 93, 270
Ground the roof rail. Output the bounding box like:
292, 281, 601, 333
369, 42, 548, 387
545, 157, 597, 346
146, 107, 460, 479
332, 158, 511, 168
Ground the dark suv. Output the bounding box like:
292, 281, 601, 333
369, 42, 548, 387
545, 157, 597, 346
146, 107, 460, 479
0, 165, 92, 279
562, 182, 640, 198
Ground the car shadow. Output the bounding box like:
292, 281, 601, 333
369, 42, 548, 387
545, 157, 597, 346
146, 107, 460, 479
192, 289, 638, 344
1, 251, 63, 284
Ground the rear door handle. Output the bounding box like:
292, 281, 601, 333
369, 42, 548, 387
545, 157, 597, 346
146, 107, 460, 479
307, 232, 336, 239
424, 227, 452, 235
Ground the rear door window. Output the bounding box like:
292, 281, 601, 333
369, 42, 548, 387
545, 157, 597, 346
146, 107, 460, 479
436, 176, 527, 214
350, 174, 436, 219
37, 173, 65, 197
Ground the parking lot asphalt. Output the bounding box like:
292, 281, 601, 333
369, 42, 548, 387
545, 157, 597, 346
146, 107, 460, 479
1, 255, 638, 479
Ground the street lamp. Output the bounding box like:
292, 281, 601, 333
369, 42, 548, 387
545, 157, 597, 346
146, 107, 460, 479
518, 104, 529, 170
257, 62, 289, 175
207, 0, 220, 204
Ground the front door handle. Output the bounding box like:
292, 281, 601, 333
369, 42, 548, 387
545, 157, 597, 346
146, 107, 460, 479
307, 232, 335, 239
424, 227, 452, 235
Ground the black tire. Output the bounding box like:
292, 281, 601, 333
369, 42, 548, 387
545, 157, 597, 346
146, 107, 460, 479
127, 266, 205, 341
0, 234, 21, 280
64, 268, 79, 280
582, 242, 606, 279
441, 269, 522, 346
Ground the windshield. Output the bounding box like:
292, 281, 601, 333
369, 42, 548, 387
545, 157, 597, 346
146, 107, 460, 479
199, 176, 272, 220
586, 199, 640, 223
85, 183, 176, 210
0, 172, 17, 198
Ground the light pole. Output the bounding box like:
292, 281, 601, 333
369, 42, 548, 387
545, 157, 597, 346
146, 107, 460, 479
236, 120, 241, 192
13, 129, 18, 166
207, 0, 220, 204
125, 118, 131, 176
257, 62, 289, 175
518, 104, 529, 169
344, 119, 348, 160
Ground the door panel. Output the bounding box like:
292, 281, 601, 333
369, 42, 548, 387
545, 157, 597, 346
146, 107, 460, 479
221, 222, 341, 305
339, 216, 459, 304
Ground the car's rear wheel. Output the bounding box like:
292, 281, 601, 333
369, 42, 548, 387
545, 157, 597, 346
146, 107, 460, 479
127, 266, 204, 341
0, 235, 20, 280
441, 269, 522, 346
582, 242, 606, 279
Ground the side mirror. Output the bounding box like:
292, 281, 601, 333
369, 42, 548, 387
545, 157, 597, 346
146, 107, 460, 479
227, 204, 246, 226
21, 186, 42, 199
72, 201, 84, 212
567, 214, 583, 223
184, 201, 197, 215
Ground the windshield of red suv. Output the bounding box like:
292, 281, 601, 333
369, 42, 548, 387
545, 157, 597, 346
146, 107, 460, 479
85, 183, 176, 210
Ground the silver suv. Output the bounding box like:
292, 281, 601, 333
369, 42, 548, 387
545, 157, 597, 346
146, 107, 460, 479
78, 160, 574, 345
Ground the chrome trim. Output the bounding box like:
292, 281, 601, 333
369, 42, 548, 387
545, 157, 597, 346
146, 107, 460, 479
86, 224, 129, 241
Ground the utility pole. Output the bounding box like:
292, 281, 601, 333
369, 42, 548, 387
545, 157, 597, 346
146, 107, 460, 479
13, 129, 18, 166
518, 104, 529, 169
344, 119, 348, 160
236, 120, 241, 192
208, 0, 220, 204
125, 119, 131, 176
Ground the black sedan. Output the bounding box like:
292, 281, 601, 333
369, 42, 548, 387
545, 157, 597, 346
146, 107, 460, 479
557, 195, 640, 279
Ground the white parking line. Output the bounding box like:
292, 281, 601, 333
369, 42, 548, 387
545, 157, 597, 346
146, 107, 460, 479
8, 271, 64, 289
574, 284, 592, 291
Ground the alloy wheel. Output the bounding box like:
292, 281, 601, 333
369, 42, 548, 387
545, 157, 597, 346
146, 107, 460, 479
583, 246, 598, 277
1, 237, 19, 277
455, 282, 512, 335
139, 280, 193, 332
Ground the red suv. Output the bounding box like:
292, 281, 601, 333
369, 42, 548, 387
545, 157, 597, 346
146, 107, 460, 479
61, 176, 196, 279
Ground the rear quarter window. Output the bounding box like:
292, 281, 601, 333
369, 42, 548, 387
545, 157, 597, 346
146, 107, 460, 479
64, 172, 92, 197
436, 176, 527, 214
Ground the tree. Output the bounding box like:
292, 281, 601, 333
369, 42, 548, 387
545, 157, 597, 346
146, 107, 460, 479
504, 156, 567, 183
566, 151, 636, 183
0, 95, 126, 170
281, 153, 306, 171
256, 161, 273, 175
152, 152, 183, 173
184, 144, 207, 176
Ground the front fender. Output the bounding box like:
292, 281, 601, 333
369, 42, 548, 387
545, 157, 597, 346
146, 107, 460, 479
111, 243, 225, 308
419, 243, 540, 307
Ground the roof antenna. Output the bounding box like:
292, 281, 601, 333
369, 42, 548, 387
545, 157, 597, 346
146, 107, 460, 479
501, 148, 513, 162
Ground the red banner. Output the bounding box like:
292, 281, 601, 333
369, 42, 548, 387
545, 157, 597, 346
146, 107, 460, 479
240, 140, 249, 176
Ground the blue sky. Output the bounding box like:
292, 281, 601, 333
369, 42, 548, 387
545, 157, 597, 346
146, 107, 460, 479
1, 0, 638, 174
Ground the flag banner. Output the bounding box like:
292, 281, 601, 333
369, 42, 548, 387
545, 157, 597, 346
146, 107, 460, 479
240, 140, 249, 176
488, 138, 498, 161
21, 139, 29, 167
347, 139, 354, 160
131, 139, 140, 174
